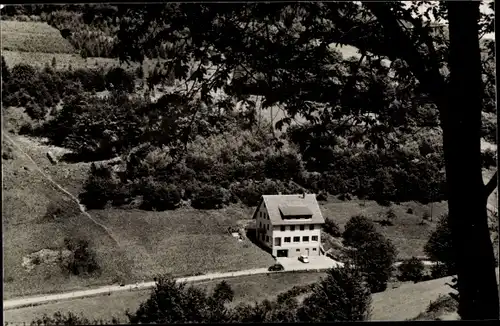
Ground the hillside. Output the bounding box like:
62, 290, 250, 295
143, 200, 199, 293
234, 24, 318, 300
1, 4, 497, 322
1, 20, 76, 54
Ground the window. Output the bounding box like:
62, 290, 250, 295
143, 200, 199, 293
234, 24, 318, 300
284, 237, 291, 243
259, 222, 262, 228
296, 249, 300, 252
313, 248, 317, 251
266, 235, 269, 242
303, 236, 309, 242
267, 224, 269, 230
260, 212, 262, 218
312, 235, 318, 242
300, 225, 305, 231
275, 237, 281, 246
309, 225, 314, 230
290, 225, 295, 231
293, 236, 300, 242
280, 226, 285, 231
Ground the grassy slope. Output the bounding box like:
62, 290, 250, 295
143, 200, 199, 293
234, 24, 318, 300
3, 272, 327, 324
0, 20, 76, 54
2, 133, 130, 299
321, 199, 448, 259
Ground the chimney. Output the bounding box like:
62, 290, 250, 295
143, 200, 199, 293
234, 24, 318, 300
302, 191, 306, 198
278, 192, 282, 195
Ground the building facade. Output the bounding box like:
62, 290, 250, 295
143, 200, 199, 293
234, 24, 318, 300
253, 194, 325, 258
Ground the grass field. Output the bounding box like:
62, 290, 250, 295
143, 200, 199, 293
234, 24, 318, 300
2, 133, 130, 299
1, 20, 76, 54
320, 200, 448, 259
3, 272, 327, 324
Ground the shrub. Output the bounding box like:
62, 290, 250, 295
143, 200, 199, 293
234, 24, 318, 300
316, 190, 328, 201
423, 211, 430, 221
324, 218, 342, 237
191, 184, 227, 209
430, 263, 452, 279
342, 215, 377, 248
398, 257, 425, 282
140, 179, 181, 211
297, 266, 372, 321
62, 237, 100, 276
424, 214, 456, 274
106, 67, 135, 93
80, 172, 117, 209
386, 209, 397, 222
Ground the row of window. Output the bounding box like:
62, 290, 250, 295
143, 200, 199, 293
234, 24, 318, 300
258, 221, 315, 231
280, 224, 315, 231
275, 235, 318, 245
259, 211, 269, 219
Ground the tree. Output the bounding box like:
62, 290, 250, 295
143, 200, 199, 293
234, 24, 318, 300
126, 277, 211, 324
398, 257, 425, 283
351, 233, 398, 293
424, 213, 456, 275
342, 215, 377, 248
297, 266, 372, 321
114, 1, 498, 319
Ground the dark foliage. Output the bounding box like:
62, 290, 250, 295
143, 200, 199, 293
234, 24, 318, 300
398, 257, 425, 282
324, 218, 342, 237
424, 214, 456, 275
140, 179, 181, 211
342, 215, 378, 248
352, 234, 397, 293
62, 237, 100, 276
191, 184, 227, 209
297, 266, 372, 321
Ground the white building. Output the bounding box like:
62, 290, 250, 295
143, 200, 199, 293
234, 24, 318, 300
252, 194, 325, 258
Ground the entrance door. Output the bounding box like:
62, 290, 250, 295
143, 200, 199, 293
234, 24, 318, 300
305, 248, 310, 256
277, 249, 288, 258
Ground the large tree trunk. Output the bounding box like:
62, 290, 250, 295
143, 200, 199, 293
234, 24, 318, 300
446, 1, 499, 320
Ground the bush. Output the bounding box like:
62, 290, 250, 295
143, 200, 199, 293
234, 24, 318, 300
80, 172, 117, 209
430, 263, 452, 279
324, 218, 342, 237
106, 67, 135, 93
398, 257, 425, 282
140, 178, 181, 211
386, 209, 397, 222
191, 184, 227, 209
424, 214, 456, 274
62, 237, 100, 276
342, 215, 377, 248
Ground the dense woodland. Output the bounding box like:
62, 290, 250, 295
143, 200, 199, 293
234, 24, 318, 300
1, 1, 498, 321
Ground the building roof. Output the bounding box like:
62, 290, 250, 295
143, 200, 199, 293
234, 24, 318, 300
254, 194, 325, 226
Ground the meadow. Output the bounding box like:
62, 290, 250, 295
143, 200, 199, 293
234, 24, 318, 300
1, 20, 76, 54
